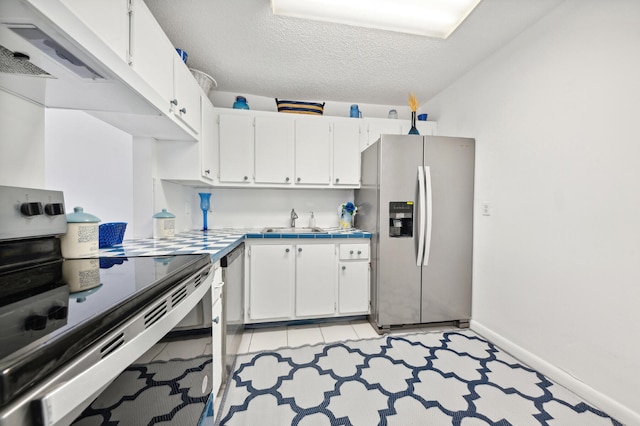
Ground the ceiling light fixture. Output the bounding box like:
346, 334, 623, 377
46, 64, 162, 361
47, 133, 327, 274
271, 0, 482, 39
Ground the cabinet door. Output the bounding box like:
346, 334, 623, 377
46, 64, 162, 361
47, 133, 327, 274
172, 55, 202, 134
219, 114, 254, 183
294, 117, 331, 185
332, 119, 361, 186
60, 0, 129, 62
338, 261, 370, 314
200, 96, 217, 182
364, 118, 403, 151
254, 116, 294, 184
295, 244, 336, 317
129, 0, 174, 106
248, 245, 294, 320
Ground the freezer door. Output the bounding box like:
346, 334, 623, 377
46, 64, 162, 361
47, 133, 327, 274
421, 136, 475, 323
377, 135, 424, 327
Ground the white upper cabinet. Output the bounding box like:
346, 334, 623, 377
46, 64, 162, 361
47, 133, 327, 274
254, 116, 294, 184
129, 0, 201, 137
219, 113, 254, 183
129, 0, 174, 108
172, 55, 202, 134
155, 95, 214, 186
332, 118, 361, 186
59, 0, 129, 62
201, 96, 217, 182
364, 118, 404, 151
294, 116, 331, 185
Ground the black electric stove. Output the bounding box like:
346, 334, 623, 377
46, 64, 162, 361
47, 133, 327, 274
0, 186, 211, 420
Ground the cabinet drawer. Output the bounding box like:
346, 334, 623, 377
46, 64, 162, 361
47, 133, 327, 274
339, 244, 369, 260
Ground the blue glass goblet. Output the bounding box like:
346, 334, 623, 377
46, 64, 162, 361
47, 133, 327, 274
198, 193, 211, 231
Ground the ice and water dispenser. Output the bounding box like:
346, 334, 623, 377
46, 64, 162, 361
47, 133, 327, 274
389, 202, 413, 237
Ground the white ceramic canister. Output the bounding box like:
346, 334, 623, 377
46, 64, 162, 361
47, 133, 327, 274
153, 208, 176, 239
60, 207, 100, 258
62, 258, 101, 293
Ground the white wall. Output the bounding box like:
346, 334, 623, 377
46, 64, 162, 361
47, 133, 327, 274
210, 91, 415, 120
44, 109, 135, 240
424, 0, 640, 423
0, 90, 45, 188
155, 185, 355, 233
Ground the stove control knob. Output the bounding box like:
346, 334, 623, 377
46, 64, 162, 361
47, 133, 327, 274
25, 315, 47, 331
44, 203, 65, 216
20, 202, 44, 216
48, 305, 68, 320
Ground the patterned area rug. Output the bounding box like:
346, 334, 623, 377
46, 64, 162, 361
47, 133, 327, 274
73, 356, 212, 425
216, 330, 621, 425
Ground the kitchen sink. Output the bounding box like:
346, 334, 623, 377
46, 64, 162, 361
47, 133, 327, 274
261, 227, 327, 234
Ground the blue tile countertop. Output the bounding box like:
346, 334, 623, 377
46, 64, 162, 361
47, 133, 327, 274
99, 227, 371, 263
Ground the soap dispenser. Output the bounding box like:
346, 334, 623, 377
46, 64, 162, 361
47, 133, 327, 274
309, 212, 316, 228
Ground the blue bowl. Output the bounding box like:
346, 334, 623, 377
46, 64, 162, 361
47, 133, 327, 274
99, 222, 127, 248
418, 113, 428, 121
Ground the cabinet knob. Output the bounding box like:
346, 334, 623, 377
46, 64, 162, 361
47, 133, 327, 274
285, 177, 290, 182
342, 266, 346, 271
297, 177, 301, 182
358, 251, 362, 255
350, 250, 354, 254
170, 99, 178, 106
244, 176, 249, 181
180, 107, 187, 114
335, 178, 340, 183
285, 248, 290, 253
298, 247, 302, 253
213, 317, 220, 324
205, 169, 210, 174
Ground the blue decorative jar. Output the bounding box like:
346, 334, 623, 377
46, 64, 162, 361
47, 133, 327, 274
232, 96, 250, 110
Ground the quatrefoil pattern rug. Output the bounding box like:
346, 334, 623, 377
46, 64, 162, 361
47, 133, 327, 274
216, 330, 621, 425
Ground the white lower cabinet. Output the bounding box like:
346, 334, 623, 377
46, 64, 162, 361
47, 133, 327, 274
338, 261, 370, 314
295, 244, 336, 317
245, 240, 370, 323
248, 244, 294, 321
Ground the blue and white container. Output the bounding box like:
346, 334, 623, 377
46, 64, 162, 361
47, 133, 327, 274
60, 207, 101, 258
153, 208, 176, 239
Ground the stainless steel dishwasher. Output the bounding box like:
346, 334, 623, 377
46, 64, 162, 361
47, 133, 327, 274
220, 243, 244, 382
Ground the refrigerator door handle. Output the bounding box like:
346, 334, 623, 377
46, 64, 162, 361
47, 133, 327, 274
417, 166, 426, 266
424, 166, 433, 265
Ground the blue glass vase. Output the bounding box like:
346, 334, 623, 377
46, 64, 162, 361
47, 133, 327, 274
408, 111, 420, 135
198, 193, 211, 231
232, 96, 250, 110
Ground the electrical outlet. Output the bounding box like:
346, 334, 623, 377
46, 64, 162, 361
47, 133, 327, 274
481, 202, 492, 216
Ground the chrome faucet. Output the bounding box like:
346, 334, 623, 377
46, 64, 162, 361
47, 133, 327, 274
290, 208, 298, 227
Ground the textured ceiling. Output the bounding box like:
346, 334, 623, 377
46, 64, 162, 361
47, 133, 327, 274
145, 0, 563, 106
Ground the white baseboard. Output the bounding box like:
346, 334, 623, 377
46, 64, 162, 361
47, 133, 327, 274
470, 320, 639, 426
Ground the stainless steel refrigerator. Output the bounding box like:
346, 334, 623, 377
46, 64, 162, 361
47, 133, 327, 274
355, 134, 475, 330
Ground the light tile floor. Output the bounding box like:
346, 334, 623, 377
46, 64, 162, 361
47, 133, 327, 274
238, 319, 459, 353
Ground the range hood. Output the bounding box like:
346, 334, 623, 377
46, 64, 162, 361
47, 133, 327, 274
5, 23, 102, 80
0, 0, 155, 115
0, 0, 197, 141
0, 44, 50, 77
